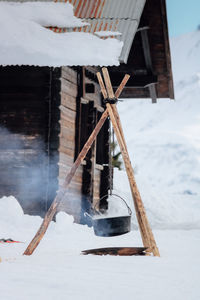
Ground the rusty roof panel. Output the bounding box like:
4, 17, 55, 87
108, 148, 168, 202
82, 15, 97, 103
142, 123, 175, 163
65, 0, 146, 63
68, 0, 146, 19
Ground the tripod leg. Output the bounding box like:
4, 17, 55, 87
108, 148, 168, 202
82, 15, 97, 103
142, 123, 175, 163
23, 109, 109, 256
107, 103, 160, 256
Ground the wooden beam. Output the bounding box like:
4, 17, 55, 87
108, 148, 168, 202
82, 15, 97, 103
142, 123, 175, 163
147, 83, 157, 103
140, 28, 153, 73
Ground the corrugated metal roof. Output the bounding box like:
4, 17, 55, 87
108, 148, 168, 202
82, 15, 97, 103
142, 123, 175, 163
7, 0, 146, 63
67, 0, 145, 19
64, 0, 146, 63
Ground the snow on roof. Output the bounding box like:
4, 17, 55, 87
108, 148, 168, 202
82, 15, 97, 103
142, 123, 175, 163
0, 2, 123, 67
94, 31, 122, 37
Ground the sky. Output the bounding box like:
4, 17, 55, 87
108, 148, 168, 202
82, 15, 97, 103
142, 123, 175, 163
166, 0, 200, 36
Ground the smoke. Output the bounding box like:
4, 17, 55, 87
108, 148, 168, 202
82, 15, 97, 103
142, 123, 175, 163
0, 126, 58, 217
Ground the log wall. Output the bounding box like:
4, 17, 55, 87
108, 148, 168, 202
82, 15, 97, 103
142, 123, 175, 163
0, 66, 60, 216
0, 66, 109, 222
58, 67, 83, 222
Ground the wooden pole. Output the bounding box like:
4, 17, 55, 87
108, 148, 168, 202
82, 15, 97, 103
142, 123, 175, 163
23, 109, 109, 256
114, 74, 130, 99
99, 68, 160, 256
96, 72, 108, 99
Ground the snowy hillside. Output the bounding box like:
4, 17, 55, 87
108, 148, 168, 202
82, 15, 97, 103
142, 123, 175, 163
114, 30, 200, 229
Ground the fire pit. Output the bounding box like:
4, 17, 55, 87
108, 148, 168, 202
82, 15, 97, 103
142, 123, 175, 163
82, 247, 147, 256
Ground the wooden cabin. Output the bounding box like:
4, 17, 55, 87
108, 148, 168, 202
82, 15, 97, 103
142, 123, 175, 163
0, 0, 174, 223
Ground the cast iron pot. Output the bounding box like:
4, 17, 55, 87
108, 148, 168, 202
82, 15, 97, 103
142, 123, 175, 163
84, 194, 132, 237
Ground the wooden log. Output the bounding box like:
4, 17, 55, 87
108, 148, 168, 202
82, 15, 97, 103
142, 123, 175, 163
97, 71, 130, 153
96, 72, 108, 99
82, 247, 147, 256
102, 68, 115, 99
59, 145, 75, 157
23, 109, 109, 256
107, 104, 160, 257
61, 67, 77, 85
61, 92, 76, 111
61, 78, 77, 98
115, 74, 130, 98
59, 105, 76, 120
110, 107, 160, 256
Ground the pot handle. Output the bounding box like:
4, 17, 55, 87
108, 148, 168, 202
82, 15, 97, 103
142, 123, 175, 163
96, 194, 132, 216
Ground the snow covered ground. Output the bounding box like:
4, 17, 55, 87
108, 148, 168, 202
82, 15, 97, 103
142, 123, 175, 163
0, 197, 200, 300
1, 30, 200, 299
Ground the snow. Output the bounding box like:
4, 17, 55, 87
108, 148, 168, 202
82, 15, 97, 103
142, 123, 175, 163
1, 30, 200, 299
0, 2, 123, 66
0, 2, 86, 28
94, 31, 122, 37
0, 196, 200, 300
170, 30, 200, 82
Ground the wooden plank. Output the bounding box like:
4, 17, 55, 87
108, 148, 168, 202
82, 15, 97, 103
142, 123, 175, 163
58, 164, 83, 176
60, 129, 75, 143
0, 86, 49, 95
61, 67, 77, 85
59, 171, 83, 184
0, 99, 45, 108
60, 105, 76, 121
58, 153, 73, 166
59, 119, 75, 129
60, 112, 76, 125
95, 164, 104, 171
58, 180, 82, 192
0, 134, 43, 150
59, 141, 75, 152
0, 93, 44, 102
0, 74, 50, 87
61, 92, 76, 111
61, 78, 77, 98
59, 146, 74, 157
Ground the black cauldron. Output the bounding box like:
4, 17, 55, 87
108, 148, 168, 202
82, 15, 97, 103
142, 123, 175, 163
85, 194, 132, 237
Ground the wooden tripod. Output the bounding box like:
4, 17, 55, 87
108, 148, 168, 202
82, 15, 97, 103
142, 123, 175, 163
23, 68, 160, 257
